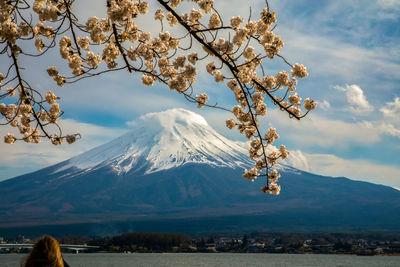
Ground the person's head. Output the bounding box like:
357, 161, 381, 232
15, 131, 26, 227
22, 235, 64, 267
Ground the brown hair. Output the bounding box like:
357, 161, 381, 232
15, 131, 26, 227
21, 235, 64, 267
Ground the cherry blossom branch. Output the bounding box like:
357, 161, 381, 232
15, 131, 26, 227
111, 23, 133, 73
9, 42, 52, 139
64, 0, 82, 56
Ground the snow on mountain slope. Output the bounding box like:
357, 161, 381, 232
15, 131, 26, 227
55, 109, 253, 175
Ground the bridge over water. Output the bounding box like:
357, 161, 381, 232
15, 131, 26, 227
0, 244, 99, 252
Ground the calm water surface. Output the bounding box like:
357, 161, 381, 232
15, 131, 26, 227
1, 253, 399, 267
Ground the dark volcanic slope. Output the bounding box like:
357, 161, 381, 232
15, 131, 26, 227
1, 109, 399, 233
1, 162, 400, 232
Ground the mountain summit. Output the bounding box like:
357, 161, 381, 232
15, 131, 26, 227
56, 108, 251, 176
1, 109, 400, 234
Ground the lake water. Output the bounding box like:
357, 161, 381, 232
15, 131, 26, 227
1, 253, 399, 267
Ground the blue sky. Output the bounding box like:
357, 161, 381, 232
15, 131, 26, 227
1, 0, 399, 189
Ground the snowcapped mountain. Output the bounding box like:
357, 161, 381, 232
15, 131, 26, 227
56, 108, 252, 176
1, 108, 400, 234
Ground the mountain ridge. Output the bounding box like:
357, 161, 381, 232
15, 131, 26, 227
1, 108, 399, 234
54, 108, 253, 177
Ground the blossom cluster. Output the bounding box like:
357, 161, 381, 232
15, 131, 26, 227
0, 101, 41, 144
196, 93, 208, 108
0, 0, 79, 146
0, 0, 317, 195
175, 4, 316, 194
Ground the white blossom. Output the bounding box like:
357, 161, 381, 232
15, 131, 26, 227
264, 127, 279, 145
291, 63, 308, 78
142, 74, 156, 86
304, 98, 317, 111
209, 13, 221, 29
196, 93, 208, 108
289, 92, 301, 106
242, 168, 259, 181
226, 118, 237, 129
4, 133, 16, 144
230, 16, 244, 29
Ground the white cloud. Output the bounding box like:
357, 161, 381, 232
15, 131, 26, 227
335, 84, 374, 114
286, 149, 310, 171
381, 123, 400, 137
376, 122, 400, 138
0, 119, 127, 181
377, 0, 400, 10
375, 0, 400, 20
278, 27, 400, 83
362, 121, 400, 137
304, 153, 400, 188
264, 110, 381, 148
200, 108, 384, 149
380, 97, 400, 118
318, 100, 331, 111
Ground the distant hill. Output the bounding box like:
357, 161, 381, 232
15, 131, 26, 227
1, 109, 399, 236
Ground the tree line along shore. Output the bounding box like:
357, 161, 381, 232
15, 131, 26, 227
1, 232, 400, 256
